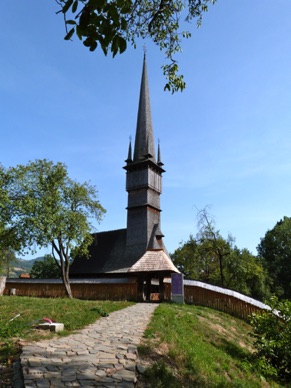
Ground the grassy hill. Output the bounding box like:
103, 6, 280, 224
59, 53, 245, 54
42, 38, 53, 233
9, 257, 44, 278
0, 298, 286, 387
138, 303, 284, 387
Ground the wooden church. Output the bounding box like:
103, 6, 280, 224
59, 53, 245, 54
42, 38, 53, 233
70, 55, 179, 300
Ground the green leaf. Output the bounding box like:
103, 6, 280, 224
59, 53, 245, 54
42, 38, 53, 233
76, 25, 83, 40
62, 0, 74, 14
83, 37, 92, 47
72, 0, 78, 13
64, 27, 75, 40
89, 41, 98, 51
66, 20, 76, 25
111, 35, 118, 57
118, 36, 126, 54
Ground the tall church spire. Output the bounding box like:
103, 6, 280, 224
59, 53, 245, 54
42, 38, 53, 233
133, 54, 156, 162
124, 54, 166, 258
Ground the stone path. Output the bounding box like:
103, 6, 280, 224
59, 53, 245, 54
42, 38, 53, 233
18, 303, 159, 387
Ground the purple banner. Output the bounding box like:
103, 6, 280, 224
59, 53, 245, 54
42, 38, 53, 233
172, 273, 184, 295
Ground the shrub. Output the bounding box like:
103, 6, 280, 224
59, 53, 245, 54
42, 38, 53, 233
250, 296, 291, 381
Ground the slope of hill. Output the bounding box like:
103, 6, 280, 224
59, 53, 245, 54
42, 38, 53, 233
9, 257, 44, 278
138, 303, 283, 387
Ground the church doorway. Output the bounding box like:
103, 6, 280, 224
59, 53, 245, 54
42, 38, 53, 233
138, 275, 165, 302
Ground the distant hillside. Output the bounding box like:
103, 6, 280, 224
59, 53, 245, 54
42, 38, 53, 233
10, 257, 45, 278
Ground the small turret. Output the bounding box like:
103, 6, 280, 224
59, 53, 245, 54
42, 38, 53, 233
125, 138, 133, 164
157, 141, 164, 167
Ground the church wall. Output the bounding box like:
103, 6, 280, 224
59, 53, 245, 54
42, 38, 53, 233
126, 169, 162, 192
126, 205, 161, 249
127, 188, 160, 209
146, 207, 161, 243
146, 188, 160, 209
148, 169, 162, 192
126, 207, 148, 248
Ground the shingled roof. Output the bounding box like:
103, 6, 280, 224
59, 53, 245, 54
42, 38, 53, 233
128, 250, 180, 274
70, 229, 131, 276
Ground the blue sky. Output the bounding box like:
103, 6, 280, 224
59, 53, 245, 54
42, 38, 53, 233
1, 1, 291, 258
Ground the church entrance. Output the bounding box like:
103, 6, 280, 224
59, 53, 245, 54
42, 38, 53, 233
137, 275, 165, 302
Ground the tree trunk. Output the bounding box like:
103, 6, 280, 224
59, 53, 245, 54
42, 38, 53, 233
62, 270, 73, 298
61, 254, 73, 298
53, 241, 73, 298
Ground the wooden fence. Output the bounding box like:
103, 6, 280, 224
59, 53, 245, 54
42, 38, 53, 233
164, 279, 269, 321
4, 278, 138, 301
3, 277, 269, 321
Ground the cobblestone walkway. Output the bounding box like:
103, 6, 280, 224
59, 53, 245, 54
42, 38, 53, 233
19, 303, 158, 387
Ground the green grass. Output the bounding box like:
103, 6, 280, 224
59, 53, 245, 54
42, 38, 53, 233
0, 296, 133, 366
139, 304, 284, 387
1, 299, 287, 386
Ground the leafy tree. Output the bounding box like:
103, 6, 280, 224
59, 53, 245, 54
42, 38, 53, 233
172, 208, 269, 299
55, 0, 216, 93
251, 296, 291, 382
195, 207, 233, 288
0, 249, 18, 277
0, 166, 22, 254
6, 159, 106, 298
171, 235, 219, 283
30, 254, 61, 279
257, 216, 291, 299
223, 247, 269, 300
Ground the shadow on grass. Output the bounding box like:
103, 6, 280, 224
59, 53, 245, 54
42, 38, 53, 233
138, 344, 209, 388
220, 338, 250, 360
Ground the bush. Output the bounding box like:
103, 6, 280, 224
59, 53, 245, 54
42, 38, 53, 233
250, 296, 291, 381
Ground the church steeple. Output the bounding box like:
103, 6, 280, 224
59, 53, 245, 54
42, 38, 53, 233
133, 54, 155, 162
124, 54, 166, 257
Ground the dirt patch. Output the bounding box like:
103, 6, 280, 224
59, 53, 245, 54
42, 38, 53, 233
197, 315, 229, 335
197, 315, 254, 352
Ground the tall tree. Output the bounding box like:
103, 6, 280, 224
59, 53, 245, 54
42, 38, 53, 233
223, 247, 269, 300
257, 216, 291, 299
196, 207, 233, 288
55, 0, 216, 93
171, 235, 218, 283
30, 254, 61, 279
6, 159, 106, 298
172, 208, 269, 299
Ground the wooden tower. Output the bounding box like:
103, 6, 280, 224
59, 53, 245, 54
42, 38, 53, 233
124, 55, 166, 261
